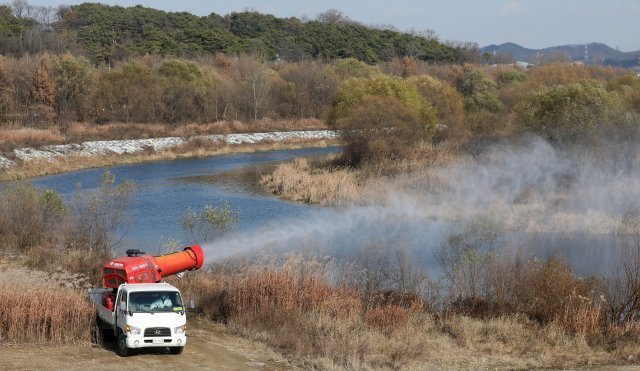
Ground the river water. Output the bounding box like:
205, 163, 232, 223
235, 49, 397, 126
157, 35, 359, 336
31, 147, 340, 255
27, 146, 629, 276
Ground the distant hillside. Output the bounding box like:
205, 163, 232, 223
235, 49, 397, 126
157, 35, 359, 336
482, 42, 640, 67
1, 2, 457, 64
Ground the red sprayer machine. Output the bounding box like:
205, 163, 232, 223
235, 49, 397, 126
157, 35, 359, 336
90, 245, 205, 356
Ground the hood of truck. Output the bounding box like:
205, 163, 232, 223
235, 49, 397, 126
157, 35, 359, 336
126, 311, 186, 331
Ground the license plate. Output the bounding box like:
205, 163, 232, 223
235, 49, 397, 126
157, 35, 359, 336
152, 338, 164, 344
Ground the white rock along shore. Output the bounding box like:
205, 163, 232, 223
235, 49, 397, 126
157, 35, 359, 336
0, 130, 338, 169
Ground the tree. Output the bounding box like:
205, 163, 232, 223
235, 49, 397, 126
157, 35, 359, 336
65, 171, 135, 252
459, 70, 503, 113
54, 53, 94, 121
408, 75, 465, 134
183, 202, 239, 243
0, 57, 15, 118
328, 75, 436, 164
337, 95, 426, 164
235, 54, 272, 121
30, 53, 56, 125
316, 9, 350, 24
92, 60, 161, 123
517, 80, 620, 142
327, 74, 435, 130
11, 0, 31, 19
158, 59, 208, 123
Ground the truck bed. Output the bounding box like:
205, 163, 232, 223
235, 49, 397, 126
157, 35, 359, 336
89, 288, 116, 326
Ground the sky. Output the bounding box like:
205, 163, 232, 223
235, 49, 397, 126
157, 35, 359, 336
22, 0, 640, 51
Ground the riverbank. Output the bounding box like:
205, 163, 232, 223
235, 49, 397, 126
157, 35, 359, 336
0, 131, 338, 181
261, 142, 461, 205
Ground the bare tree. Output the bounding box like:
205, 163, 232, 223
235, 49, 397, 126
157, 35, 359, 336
34, 6, 56, 30
11, 0, 31, 18
316, 9, 350, 24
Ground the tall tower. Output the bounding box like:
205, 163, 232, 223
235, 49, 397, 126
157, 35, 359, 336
585, 44, 589, 63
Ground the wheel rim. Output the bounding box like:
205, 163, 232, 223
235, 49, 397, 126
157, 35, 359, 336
119, 337, 126, 352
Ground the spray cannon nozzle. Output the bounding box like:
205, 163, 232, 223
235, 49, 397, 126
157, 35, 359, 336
103, 245, 204, 289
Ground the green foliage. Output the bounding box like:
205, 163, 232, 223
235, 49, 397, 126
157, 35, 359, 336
331, 58, 380, 80
93, 61, 161, 122
54, 54, 94, 121
497, 69, 527, 87
328, 75, 436, 130
459, 71, 503, 113
517, 80, 620, 142
159, 60, 208, 122
183, 202, 239, 243
607, 74, 640, 115
337, 95, 427, 164
408, 75, 464, 128
0, 5, 35, 37
60, 4, 456, 64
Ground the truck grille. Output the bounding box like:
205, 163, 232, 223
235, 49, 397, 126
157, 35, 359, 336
144, 327, 171, 337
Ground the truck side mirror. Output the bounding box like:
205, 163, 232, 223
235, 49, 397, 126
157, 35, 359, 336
119, 301, 126, 312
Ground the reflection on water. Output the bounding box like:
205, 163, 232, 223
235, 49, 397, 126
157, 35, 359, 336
30, 146, 340, 253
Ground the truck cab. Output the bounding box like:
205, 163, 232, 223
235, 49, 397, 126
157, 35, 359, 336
91, 282, 188, 356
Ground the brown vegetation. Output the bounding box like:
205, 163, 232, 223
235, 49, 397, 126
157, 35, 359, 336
261, 156, 360, 205
262, 142, 461, 204
0, 173, 132, 283
0, 284, 94, 344
170, 253, 640, 369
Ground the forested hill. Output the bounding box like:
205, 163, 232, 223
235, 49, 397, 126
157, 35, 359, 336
0, 2, 457, 64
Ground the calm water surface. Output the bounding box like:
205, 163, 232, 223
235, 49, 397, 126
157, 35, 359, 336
31, 147, 340, 254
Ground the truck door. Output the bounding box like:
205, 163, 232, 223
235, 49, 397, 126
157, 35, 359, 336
115, 289, 128, 333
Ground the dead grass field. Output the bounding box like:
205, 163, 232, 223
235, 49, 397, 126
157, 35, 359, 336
170, 257, 640, 370
261, 142, 461, 205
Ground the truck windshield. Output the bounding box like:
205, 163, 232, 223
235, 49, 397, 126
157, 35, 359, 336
129, 291, 183, 313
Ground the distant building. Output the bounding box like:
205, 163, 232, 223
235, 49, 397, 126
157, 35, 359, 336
514, 61, 534, 69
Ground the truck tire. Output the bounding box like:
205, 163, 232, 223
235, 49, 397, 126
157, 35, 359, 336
116, 333, 130, 357
169, 346, 184, 355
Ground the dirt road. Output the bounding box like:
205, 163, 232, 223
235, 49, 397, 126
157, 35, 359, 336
0, 326, 289, 370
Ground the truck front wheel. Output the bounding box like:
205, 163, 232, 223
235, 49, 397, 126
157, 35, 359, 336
169, 346, 184, 355
117, 333, 130, 357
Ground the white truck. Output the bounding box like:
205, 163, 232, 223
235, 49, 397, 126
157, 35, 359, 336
88, 246, 204, 356
90, 283, 188, 356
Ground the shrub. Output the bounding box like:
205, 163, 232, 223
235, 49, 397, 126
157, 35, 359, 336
408, 75, 464, 133
0, 183, 66, 250
337, 95, 428, 164
497, 69, 527, 87
516, 80, 621, 142
327, 75, 436, 164
458, 70, 503, 113
182, 202, 239, 243
331, 58, 380, 79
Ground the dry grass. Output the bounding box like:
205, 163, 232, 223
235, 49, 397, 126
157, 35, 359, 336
0, 127, 66, 153
262, 142, 462, 205
171, 256, 640, 369
261, 156, 361, 205
0, 284, 94, 344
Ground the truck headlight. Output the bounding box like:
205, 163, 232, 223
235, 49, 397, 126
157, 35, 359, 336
126, 325, 141, 335
174, 325, 186, 334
